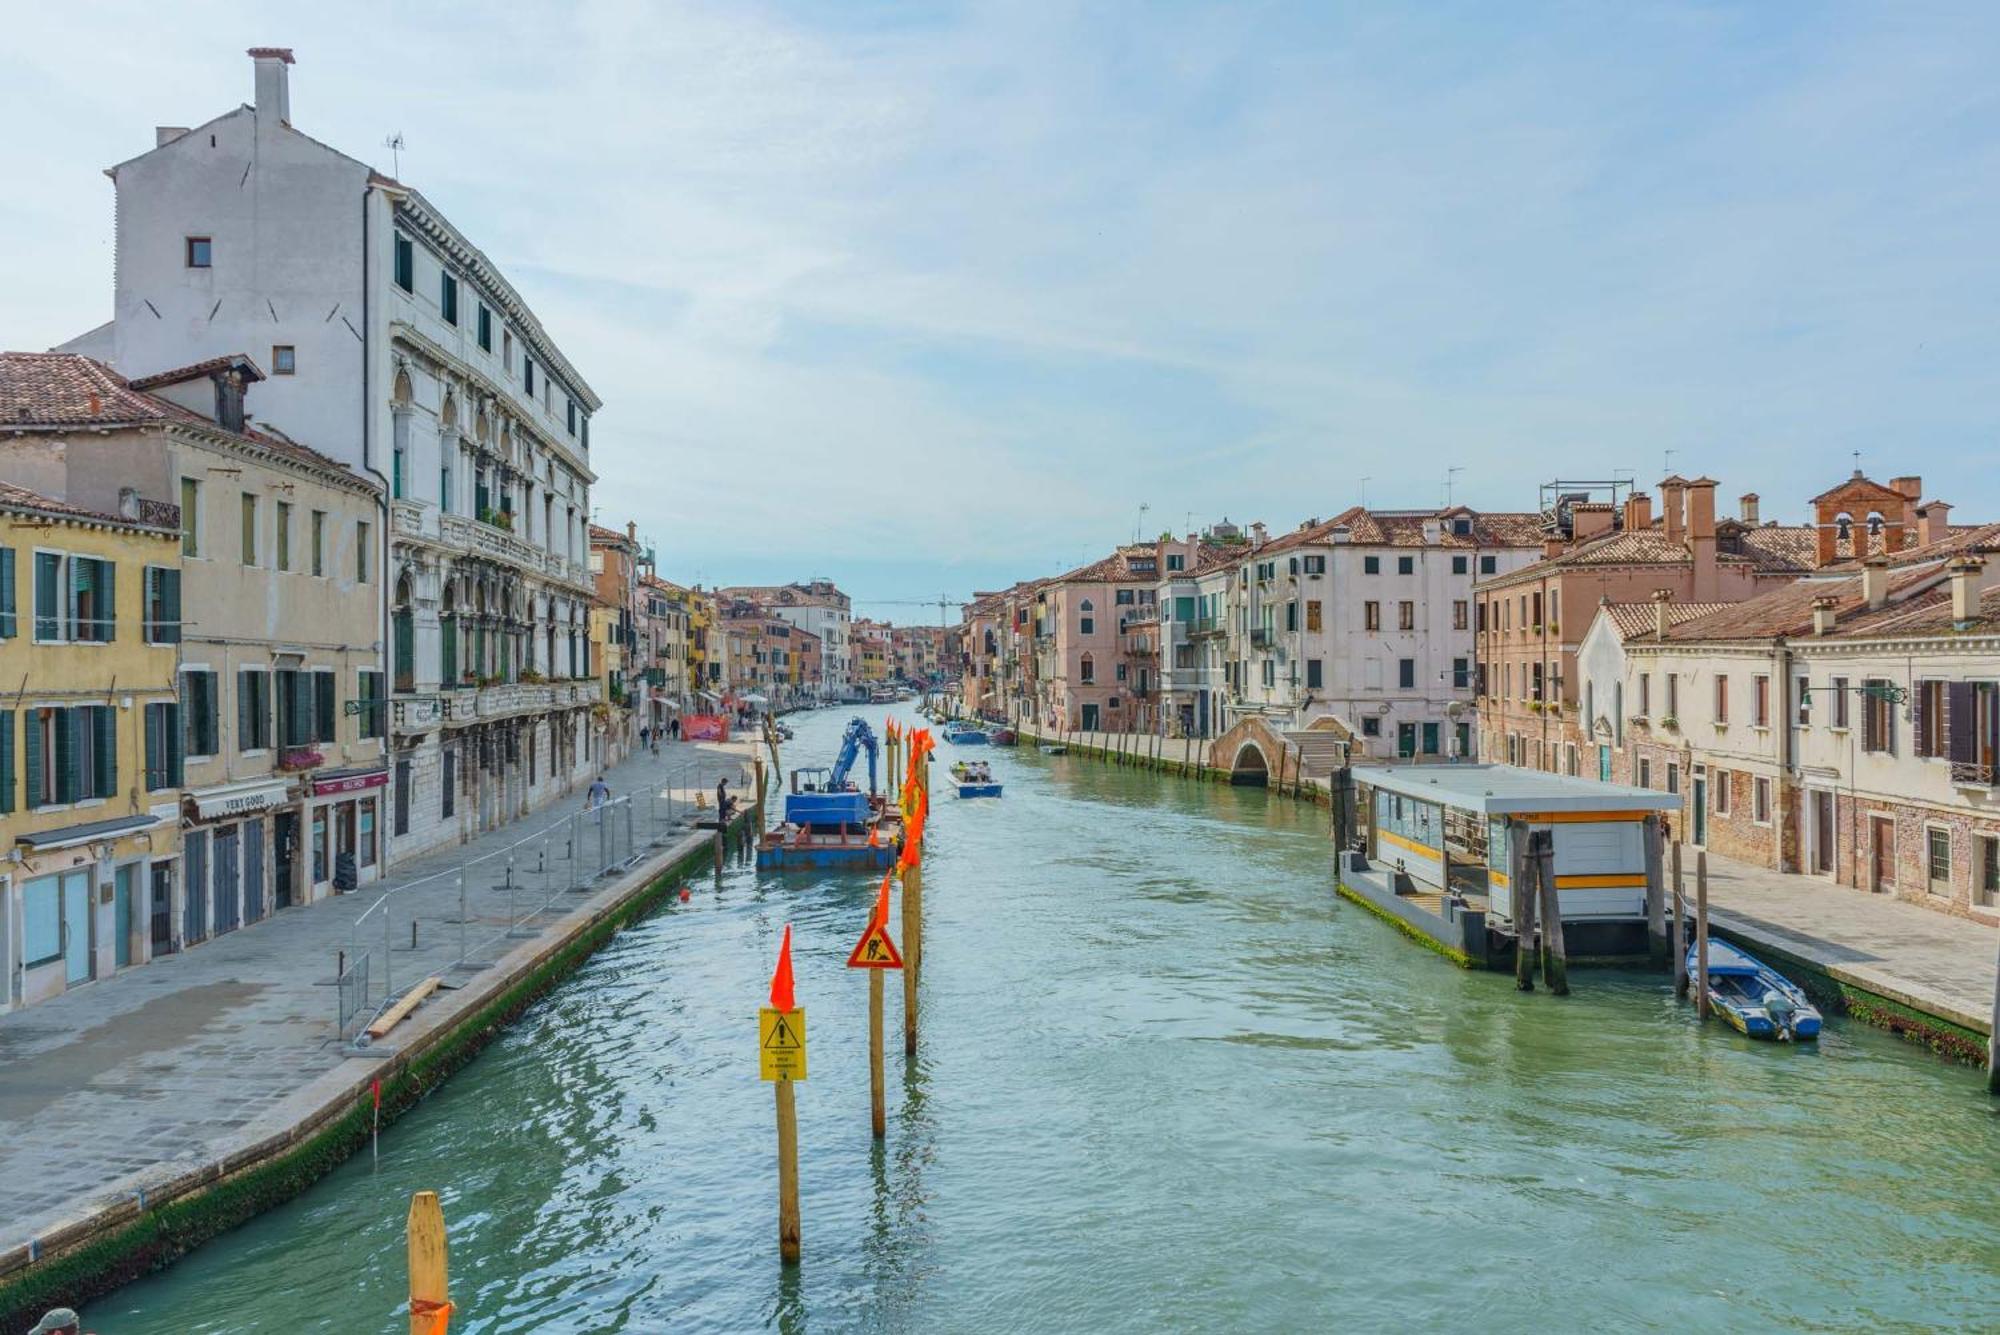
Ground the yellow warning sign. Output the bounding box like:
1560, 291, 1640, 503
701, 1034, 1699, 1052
759, 1006, 807, 1081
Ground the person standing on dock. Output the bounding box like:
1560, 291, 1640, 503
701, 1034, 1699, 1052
716, 775, 734, 822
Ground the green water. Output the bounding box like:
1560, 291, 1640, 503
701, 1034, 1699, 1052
92, 708, 2000, 1332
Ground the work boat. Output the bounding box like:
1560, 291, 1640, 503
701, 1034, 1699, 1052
1692, 940, 1823, 1041
757, 716, 901, 869
941, 721, 989, 745
950, 759, 1002, 798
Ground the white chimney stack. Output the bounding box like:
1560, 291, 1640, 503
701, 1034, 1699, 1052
249, 47, 294, 125
1861, 557, 1890, 610
1950, 557, 1987, 625
1811, 596, 1838, 636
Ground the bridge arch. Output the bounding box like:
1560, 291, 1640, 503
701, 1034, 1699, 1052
1230, 741, 1269, 787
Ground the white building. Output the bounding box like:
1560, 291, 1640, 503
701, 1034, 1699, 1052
1156, 531, 1243, 739
718, 581, 852, 702
62, 48, 604, 860
1224, 507, 1543, 758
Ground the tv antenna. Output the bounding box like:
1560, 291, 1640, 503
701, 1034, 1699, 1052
1444, 466, 1464, 508
1135, 501, 1151, 544
383, 132, 405, 178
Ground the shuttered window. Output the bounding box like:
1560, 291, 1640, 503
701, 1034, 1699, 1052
315, 672, 336, 743
358, 670, 385, 740
145, 701, 183, 790
182, 669, 219, 757
238, 669, 271, 751
144, 566, 182, 643
33, 552, 59, 639
0, 548, 14, 638
91, 704, 117, 798
0, 708, 12, 812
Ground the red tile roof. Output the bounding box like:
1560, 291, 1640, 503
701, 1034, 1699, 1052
1596, 600, 1737, 641
126, 353, 263, 392
0, 479, 161, 531
1258, 506, 1544, 555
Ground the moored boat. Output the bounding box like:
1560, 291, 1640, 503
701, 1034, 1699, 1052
1692, 940, 1822, 1041
941, 721, 989, 745
1038, 742, 1066, 755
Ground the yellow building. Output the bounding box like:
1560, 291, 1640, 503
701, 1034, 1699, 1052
0, 483, 182, 1011
687, 589, 719, 707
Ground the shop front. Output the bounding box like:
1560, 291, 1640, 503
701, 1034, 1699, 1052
309, 768, 388, 897
7, 814, 174, 1009
180, 778, 291, 948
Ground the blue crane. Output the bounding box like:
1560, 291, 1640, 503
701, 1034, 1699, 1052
783, 717, 879, 829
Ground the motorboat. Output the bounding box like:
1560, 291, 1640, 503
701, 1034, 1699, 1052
1691, 940, 1822, 1041
941, 721, 989, 745
950, 759, 1002, 797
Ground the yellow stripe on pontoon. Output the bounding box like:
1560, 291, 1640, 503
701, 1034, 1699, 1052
1553, 873, 1648, 888
1379, 829, 1438, 859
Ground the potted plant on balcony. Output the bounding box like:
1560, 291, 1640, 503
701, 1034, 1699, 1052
520, 667, 546, 684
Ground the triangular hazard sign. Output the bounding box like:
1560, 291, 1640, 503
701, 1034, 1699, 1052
846, 920, 904, 970
763, 1012, 803, 1050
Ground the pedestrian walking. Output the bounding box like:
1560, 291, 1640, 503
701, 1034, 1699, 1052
586, 772, 611, 823
670, 717, 681, 741
640, 723, 651, 750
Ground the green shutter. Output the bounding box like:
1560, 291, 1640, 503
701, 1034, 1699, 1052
0, 548, 14, 638
168, 702, 184, 787
166, 569, 181, 644
24, 710, 42, 807
0, 709, 12, 812
34, 552, 57, 639
100, 560, 115, 642
145, 702, 164, 789
55, 707, 78, 804
294, 671, 314, 747
239, 672, 254, 750
94, 704, 117, 798
316, 672, 335, 742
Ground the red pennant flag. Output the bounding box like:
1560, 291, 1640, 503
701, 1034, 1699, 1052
873, 867, 893, 928
371, 1078, 381, 1111
769, 923, 796, 1011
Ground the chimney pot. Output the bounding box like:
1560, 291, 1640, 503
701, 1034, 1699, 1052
1621, 492, 1652, 532
1811, 596, 1839, 636
1889, 475, 1923, 502
1651, 587, 1674, 640
1660, 477, 1687, 544
1861, 557, 1890, 610
1739, 492, 1760, 525
1949, 556, 1987, 625
1686, 478, 1717, 541
248, 47, 294, 125
1918, 500, 1952, 546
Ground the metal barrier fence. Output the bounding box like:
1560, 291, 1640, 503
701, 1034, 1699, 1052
337, 758, 754, 1043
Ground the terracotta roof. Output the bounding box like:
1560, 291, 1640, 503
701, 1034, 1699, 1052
1597, 601, 1737, 641
587, 523, 631, 546
0, 352, 363, 484
1258, 506, 1544, 555
0, 479, 160, 531
1650, 566, 1945, 643
127, 353, 263, 392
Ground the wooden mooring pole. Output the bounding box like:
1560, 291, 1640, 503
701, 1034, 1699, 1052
761, 926, 805, 1265
1671, 841, 1688, 999
1532, 829, 1569, 996
1695, 849, 1711, 1020
1512, 825, 1537, 993
775, 1081, 801, 1262
406, 1190, 452, 1334
870, 968, 886, 1135
1986, 930, 1998, 1096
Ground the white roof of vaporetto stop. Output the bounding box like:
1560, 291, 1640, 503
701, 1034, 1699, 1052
1352, 764, 1682, 816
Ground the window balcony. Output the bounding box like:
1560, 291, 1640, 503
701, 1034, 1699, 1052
1249, 627, 1276, 649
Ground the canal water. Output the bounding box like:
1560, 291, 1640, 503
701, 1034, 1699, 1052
95, 707, 1999, 1332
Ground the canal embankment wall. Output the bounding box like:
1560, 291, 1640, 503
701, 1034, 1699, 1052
0, 810, 756, 1330
949, 710, 1993, 1070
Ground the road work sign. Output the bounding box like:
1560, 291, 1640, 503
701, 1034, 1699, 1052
846, 920, 904, 970
760, 1006, 807, 1081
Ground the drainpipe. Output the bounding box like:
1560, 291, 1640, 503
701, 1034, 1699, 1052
1775, 638, 1792, 871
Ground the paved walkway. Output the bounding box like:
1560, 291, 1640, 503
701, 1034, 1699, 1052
1700, 849, 1997, 1035
0, 737, 758, 1254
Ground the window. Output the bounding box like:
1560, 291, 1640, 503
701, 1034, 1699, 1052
1398, 556, 1414, 575
1307, 659, 1323, 689
477, 304, 492, 351
1079, 655, 1095, 684
1714, 674, 1729, 723
358, 670, 385, 740
567, 398, 577, 436
186, 236, 212, 268
1713, 770, 1730, 814
1480, 555, 1497, 575
503, 329, 514, 370
271, 344, 296, 375
1364, 601, 1380, 631
394, 234, 414, 291
1979, 836, 1999, 907
275, 668, 314, 748
1927, 828, 1951, 895
357, 520, 372, 582
1302, 555, 1325, 574
1398, 658, 1416, 689
311, 511, 326, 576
1452, 600, 1468, 630
1399, 601, 1415, 631
1831, 676, 1850, 729
180, 476, 200, 556
183, 669, 219, 756
1304, 600, 1323, 633
1453, 657, 1470, 689
1754, 777, 1772, 824
144, 701, 183, 790
1361, 716, 1381, 737
1914, 679, 1946, 757
33, 552, 116, 643
143, 566, 181, 643
1080, 615, 1094, 635
1638, 757, 1652, 788
241, 493, 258, 565
275, 501, 291, 572
24, 705, 117, 806
1452, 555, 1468, 575
1666, 673, 1679, 720
1795, 676, 1810, 726
238, 669, 272, 751
1166, 554, 1185, 572
524, 357, 536, 395
1666, 763, 1679, 795
1753, 674, 1770, 727
1638, 674, 1651, 717
1862, 679, 1895, 753
1364, 556, 1380, 575
441, 272, 459, 325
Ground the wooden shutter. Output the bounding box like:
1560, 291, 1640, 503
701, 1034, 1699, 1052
55, 707, 79, 803
316, 672, 335, 742
0, 548, 14, 638
145, 702, 164, 789
0, 708, 12, 813
34, 552, 58, 639
1912, 680, 1928, 755
24, 710, 42, 807
1947, 682, 1978, 768
94, 704, 117, 798
101, 560, 115, 642
165, 569, 182, 644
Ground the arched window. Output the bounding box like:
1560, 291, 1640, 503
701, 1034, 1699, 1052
1078, 598, 1094, 636
393, 573, 415, 693
1835, 514, 1853, 544
440, 585, 459, 685
1080, 653, 1095, 684
390, 369, 414, 501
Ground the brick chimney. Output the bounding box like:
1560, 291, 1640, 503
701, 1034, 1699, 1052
1660, 476, 1688, 544
1687, 478, 1719, 600
1811, 595, 1839, 636
1918, 500, 1951, 546
1571, 503, 1614, 541
1861, 556, 1890, 610
1949, 556, 1986, 624
1739, 493, 1760, 525
1651, 588, 1674, 641
1622, 492, 1652, 532
1888, 475, 1923, 503
249, 47, 294, 125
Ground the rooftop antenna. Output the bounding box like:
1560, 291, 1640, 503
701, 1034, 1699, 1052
383, 132, 405, 178
1135, 501, 1151, 544
1360, 476, 1373, 508
1444, 466, 1464, 508
1663, 448, 1676, 477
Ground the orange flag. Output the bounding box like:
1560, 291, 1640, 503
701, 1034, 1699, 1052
873, 866, 893, 927
769, 923, 796, 1011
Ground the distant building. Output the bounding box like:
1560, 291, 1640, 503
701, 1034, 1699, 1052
718, 581, 852, 700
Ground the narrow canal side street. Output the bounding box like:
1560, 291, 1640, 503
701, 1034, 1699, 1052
67, 706, 2000, 1333
0, 735, 758, 1325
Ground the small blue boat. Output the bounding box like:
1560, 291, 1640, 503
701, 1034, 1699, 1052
950, 760, 1002, 798
1692, 940, 1822, 1041
941, 722, 989, 745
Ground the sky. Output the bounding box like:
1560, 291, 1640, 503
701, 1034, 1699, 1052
4, 1, 1998, 624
